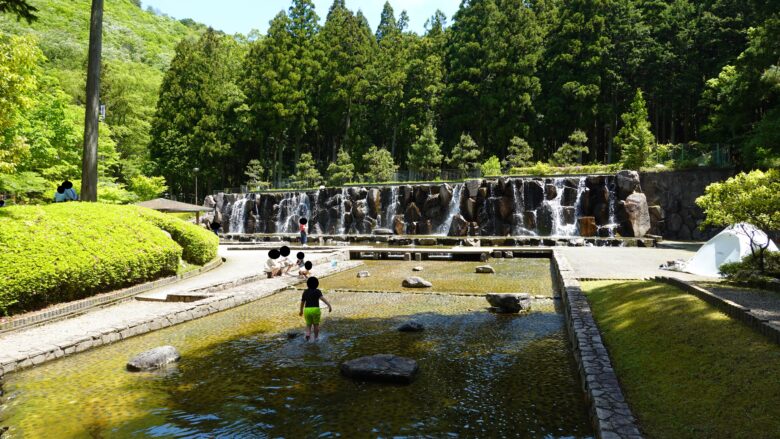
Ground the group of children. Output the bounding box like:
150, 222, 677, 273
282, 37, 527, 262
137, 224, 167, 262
265, 246, 313, 279
263, 244, 331, 341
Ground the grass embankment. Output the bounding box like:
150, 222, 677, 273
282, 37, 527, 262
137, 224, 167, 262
582, 281, 780, 439
0, 203, 218, 316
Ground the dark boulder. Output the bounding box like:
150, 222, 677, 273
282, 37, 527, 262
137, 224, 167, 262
397, 321, 425, 332
393, 215, 406, 235
449, 214, 469, 236
486, 293, 531, 313
536, 203, 555, 236
367, 188, 381, 218
524, 180, 545, 211
340, 354, 419, 384
545, 184, 558, 200
561, 186, 579, 207
405, 203, 422, 222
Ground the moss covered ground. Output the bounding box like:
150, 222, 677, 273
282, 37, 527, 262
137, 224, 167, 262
582, 280, 780, 438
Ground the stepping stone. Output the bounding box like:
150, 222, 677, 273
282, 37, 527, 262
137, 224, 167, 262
127, 346, 180, 371
402, 277, 432, 288
340, 354, 419, 384
397, 321, 424, 332
476, 265, 495, 274
486, 293, 531, 314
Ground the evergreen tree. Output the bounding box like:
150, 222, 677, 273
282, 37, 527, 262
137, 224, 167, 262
447, 132, 481, 175
615, 89, 655, 170
244, 159, 264, 186
552, 130, 589, 166
317, 0, 376, 160
150, 30, 244, 194
407, 123, 443, 178
362, 145, 398, 182
291, 152, 322, 187
326, 148, 355, 185
0, 0, 37, 22
503, 136, 534, 169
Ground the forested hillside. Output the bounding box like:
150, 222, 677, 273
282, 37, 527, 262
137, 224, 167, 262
0, 0, 202, 201
2, 0, 778, 201
150, 0, 779, 195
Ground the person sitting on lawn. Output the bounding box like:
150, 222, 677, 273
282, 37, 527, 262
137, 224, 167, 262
54, 186, 67, 203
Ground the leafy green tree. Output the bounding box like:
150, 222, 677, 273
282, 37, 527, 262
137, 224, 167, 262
615, 89, 655, 169
552, 130, 589, 166
362, 145, 398, 182
326, 148, 354, 185
503, 136, 533, 169
128, 175, 167, 201
290, 152, 322, 188
446, 132, 481, 174
696, 170, 780, 273
0, 35, 39, 174
407, 123, 443, 178
480, 155, 501, 177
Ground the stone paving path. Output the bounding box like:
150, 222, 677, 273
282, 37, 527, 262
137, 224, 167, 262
557, 247, 718, 281
0, 249, 357, 374
694, 282, 780, 326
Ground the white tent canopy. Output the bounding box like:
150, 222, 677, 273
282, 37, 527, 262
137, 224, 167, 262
685, 223, 779, 277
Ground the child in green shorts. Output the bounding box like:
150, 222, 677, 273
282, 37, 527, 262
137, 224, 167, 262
298, 277, 332, 341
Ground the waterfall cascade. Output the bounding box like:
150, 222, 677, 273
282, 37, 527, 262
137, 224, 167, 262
228, 198, 248, 233
212, 172, 647, 238
384, 186, 400, 229
437, 184, 463, 235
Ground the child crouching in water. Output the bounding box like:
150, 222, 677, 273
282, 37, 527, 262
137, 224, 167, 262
299, 277, 331, 341
298, 261, 313, 279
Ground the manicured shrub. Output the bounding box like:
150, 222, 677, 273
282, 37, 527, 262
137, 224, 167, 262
0, 203, 181, 315
0, 203, 219, 315
134, 206, 219, 265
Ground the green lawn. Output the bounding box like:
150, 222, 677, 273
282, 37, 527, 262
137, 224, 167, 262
582, 281, 780, 439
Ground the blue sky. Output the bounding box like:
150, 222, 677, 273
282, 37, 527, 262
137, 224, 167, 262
141, 1, 461, 36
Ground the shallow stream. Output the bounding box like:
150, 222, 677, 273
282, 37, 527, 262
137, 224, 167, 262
1, 262, 591, 438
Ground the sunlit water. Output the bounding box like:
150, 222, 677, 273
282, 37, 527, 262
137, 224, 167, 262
1, 265, 592, 438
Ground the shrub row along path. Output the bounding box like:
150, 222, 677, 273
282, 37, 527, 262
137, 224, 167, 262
0, 246, 355, 371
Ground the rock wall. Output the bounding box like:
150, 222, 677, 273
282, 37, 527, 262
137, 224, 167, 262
208, 171, 657, 238
640, 168, 734, 240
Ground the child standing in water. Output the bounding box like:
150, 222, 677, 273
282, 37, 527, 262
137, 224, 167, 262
299, 218, 308, 247
299, 277, 332, 341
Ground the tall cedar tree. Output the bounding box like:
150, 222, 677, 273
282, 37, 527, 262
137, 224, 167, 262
615, 89, 655, 170
150, 30, 245, 195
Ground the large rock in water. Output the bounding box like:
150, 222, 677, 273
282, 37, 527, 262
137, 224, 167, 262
126, 346, 180, 371
476, 265, 496, 274
402, 277, 432, 288
397, 321, 425, 332
623, 192, 651, 237
486, 293, 531, 313
340, 354, 419, 384
393, 215, 406, 235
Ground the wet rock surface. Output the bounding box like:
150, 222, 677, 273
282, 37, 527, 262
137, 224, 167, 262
486, 293, 531, 313
402, 277, 433, 288
397, 321, 425, 332
126, 346, 180, 371
340, 354, 419, 384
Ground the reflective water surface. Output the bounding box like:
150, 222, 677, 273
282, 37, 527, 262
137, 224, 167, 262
2, 267, 591, 438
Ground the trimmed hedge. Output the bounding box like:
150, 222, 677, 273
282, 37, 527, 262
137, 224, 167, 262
0, 203, 218, 315
135, 207, 219, 265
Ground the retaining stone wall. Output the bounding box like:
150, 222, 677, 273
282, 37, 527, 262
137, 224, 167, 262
553, 251, 643, 438
640, 168, 733, 241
